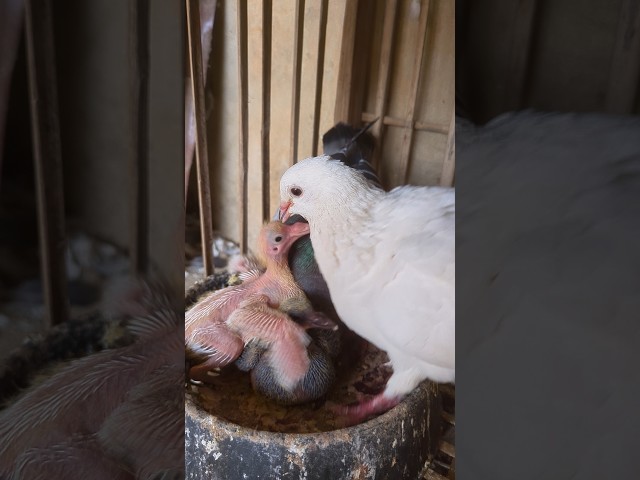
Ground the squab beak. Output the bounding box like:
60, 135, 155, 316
279, 200, 292, 222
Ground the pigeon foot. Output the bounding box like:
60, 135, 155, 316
330, 393, 402, 426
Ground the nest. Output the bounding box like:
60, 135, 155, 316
185, 274, 394, 433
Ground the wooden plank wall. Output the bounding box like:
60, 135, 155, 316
357, 0, 455, 190
204, 0, 454, 253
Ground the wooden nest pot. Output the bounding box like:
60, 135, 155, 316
185, 380, 442, 479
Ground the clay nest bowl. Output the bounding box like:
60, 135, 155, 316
185, 274, 443, 479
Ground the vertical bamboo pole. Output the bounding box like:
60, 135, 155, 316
371, 0, 398, 170
129, 0, 150, 275
332, 0, 359, 123
311, 0, 328, 158
289, 0, 305, 166
24, 0, 69, 326
396, 0, 430, 186
246, 0, 271, 247
236, 0, 248, 252
186, 0, 214, 275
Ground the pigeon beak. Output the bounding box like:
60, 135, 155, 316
279, 200, 292, 222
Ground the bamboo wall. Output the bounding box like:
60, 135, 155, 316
200, 0, 455, 253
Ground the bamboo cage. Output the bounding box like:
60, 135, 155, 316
185, 5, 456, 475
187, 0, 455, 255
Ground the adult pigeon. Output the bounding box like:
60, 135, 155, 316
279, 156, 455, 421
185, 221, 336, 388
282, 121, 382, 322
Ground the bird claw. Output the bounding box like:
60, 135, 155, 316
187, 378, 204, 387
327, 394, 401, 427
187, 364, 221, 384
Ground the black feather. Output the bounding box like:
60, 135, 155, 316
249, 338, 336, 406
322, 119, 382, 189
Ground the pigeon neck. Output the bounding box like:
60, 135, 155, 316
309, 188, 380, 274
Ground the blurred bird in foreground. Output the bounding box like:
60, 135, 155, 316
455, 112, 640, 479
0, 280, 183, 479
279, 156, 455, 423
186, 221, 337, 394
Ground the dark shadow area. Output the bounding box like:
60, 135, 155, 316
456, 1, 640, 478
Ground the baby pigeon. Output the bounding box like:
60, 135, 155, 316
234, 323, 341, 405
279, 156, 455, 422
185, 221, 336, 390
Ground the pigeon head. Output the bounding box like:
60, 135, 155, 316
257, 220, 310, 264
279, 156, 373, 223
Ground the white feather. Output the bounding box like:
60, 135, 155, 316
280, 156, 455, 396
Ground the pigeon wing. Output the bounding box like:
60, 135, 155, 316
364, 186, 455, 372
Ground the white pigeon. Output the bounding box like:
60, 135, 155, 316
279, 155, 455, 420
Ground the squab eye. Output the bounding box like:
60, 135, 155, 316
290, 187, 303, 197
274, 235, 283, 243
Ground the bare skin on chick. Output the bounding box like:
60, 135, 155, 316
185, 221, 336, 385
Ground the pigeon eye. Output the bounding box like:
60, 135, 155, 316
274, 235, 283, 243
290, 187, 303, 197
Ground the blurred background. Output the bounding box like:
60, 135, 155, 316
0, 0, 183, 375
456, 0, 640, 123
